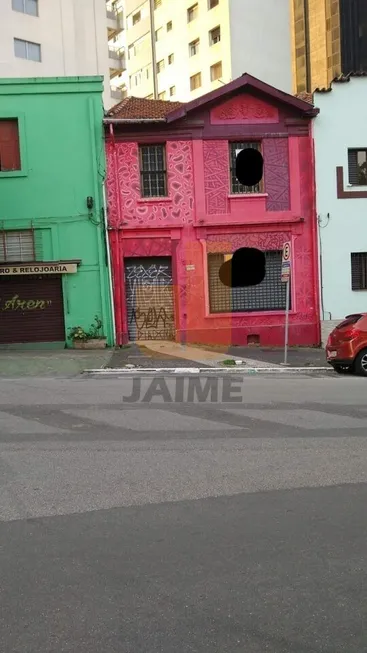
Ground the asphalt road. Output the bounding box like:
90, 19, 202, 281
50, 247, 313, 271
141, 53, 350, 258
0, 373, 367, 652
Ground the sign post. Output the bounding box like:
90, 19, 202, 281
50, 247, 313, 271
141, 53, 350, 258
281, 242, 291, 366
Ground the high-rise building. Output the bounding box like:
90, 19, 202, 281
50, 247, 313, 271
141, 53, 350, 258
291, 0, 367, 93
0, 0, 128, 108
123, 0, 292, 102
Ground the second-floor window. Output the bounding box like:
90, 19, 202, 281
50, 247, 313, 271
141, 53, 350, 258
0, 230, 35, 263
229, 142, 263, 194
0, 119, 21, 171
139, 145, 167, 198
12, 0, 38, 16
348, 149, 367, 186
229, 141, 263, 195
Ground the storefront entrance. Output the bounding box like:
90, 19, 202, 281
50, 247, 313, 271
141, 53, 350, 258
124, 257, 175, 341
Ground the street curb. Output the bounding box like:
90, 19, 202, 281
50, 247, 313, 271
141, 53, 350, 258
83, 366, 333, 375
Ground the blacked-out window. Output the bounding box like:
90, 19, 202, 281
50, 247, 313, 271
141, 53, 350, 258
348, 149, 367, 186
208, 251, 290, 313
0, 119, 21, 171
229, 141, 262, 194
351, 252, 367, 290
139, 145, 167, 198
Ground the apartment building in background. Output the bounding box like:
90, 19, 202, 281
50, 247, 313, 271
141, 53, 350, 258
291, 0, 367, 93
0, 0, 128, 107
124, 0, 292, 102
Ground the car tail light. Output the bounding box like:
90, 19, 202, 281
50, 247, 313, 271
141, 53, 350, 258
339, 327, 361, 341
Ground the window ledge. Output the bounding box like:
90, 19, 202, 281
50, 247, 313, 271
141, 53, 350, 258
137, 197, 172, 203
0, 169, 27, 178
205, 310, 296, 318
228, 193, 268, 199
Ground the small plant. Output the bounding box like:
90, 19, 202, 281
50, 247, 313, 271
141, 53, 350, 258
87, 315, 104, 339
68, 326, 89, 341
68, 316, 106, 349
222, 358, 236, 366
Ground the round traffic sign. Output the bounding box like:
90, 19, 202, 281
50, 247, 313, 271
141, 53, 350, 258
283, 242, 291, 261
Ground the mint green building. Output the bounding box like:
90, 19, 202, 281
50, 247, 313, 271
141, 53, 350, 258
0, 76, 114, 348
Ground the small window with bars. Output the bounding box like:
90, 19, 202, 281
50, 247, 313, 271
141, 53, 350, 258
351, 252, 367, 290
139, 145, 167, 198
208, 251, 290, 313
0, 230, 36, 263
348, 149, 367, 186
229, 141, 263, 194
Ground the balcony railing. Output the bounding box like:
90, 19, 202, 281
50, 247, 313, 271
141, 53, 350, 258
106, 4, 124, 37
108, 45, 126, 77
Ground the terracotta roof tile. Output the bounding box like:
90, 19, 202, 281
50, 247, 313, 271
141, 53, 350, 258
107, 96, 184, 119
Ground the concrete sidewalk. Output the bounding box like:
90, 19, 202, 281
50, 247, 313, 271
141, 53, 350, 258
227, 346, 328, 368
109, 341, 279, 370
0, 342, 328, 377
0, 350, 113, 377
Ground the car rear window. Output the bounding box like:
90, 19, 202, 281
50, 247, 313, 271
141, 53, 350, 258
336, 314, 363, 329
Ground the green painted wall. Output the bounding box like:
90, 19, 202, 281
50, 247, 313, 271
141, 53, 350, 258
0, 77, 114, 347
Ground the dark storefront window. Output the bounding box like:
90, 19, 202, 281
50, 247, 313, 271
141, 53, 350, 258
208, 251, 291, 313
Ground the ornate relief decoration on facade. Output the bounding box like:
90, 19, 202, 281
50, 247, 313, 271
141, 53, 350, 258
210, 94, 279, 125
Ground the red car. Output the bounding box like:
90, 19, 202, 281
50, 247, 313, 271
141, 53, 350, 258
326, 313, 367, 376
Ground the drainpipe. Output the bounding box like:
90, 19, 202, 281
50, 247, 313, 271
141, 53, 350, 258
148, 0, 158, 99
110, 122, 124, 346
102, 183, 116, 346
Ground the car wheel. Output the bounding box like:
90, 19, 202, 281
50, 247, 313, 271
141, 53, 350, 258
354, 349, 367, 377
333, 364, 352, 374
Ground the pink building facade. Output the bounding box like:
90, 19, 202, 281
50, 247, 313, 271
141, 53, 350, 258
105, 74, 321, 347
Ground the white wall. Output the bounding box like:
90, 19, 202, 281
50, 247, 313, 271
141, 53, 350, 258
229, 0, 292, 93
313, 79, 367, 338
0, 0, 112, 107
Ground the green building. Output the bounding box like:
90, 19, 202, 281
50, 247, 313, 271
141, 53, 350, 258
0, 76, 114, 348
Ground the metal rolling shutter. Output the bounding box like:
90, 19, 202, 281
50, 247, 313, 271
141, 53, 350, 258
124, 257, 175, 341
0, 275, 65, 343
